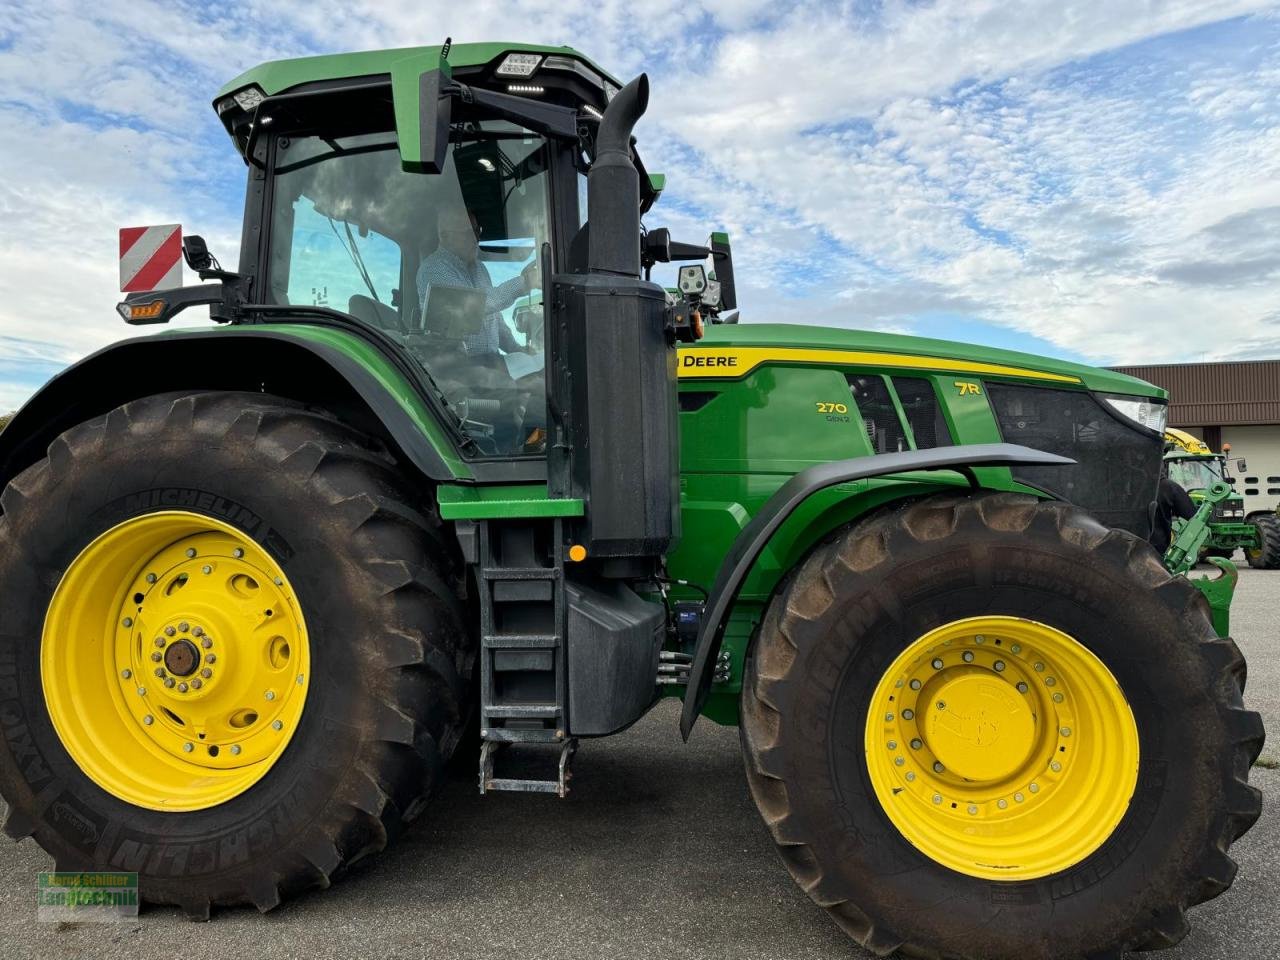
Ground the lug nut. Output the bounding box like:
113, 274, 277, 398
931, 658, 944, 670
191, 679, 203, 690
1045, 676, 1056, 687
975, 635, 985, 644
202, 565, 212, 575
122, 618, 133, 628
1053, 692, 1064, 703
909, 679, 922, 690
1051, 761, 1063, 772
273, 578, 283, 586
936, 701, 947, 710
265, 690, 276, 701
1014, 792, 1025, 803
968, 805, 978, 815
201, 668, 213, 679
145, 573, 157, 584
154, 637, 166, 648
888, 741, 897, 750
136, 687, 146, 697
1034, 662, 1045, 672
186, 548, 197, 558
151, 652, 162, 662
155, 668, 165, 678
183, 742, 194, 753
962, 651, 975, 663
932, 794, 943, 805
997, 799, 1008, 809
894, 757, 905, 767
910, 738, 922, 750
993, 660, 1006, 672
230, 745, 242, 756
272, 720, 283, 731
1011, 644, 1022, 654
1060, 727, 1072, 737
143, 715, 154, 726
179, 622, 189, 633
232, 548, 244, 559
206, 654, 216, 664
933, 761, 945, 774
884, 712, 894, 722
165, 678, 176, 689
1030, 783, 1040, 794
177, 683, 188, 693
905, 771, 916, 782
902, 708, 914, 720
121, 669, 132, 680
202, 638, 213, 649
1016, 682, 1029, 693
296, 674, 305, 686
193, 626, 204, 637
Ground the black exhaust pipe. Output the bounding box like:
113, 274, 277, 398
588, 74, 649, 277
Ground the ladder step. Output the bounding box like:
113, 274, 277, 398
483, 633, 560, 648
481, 567, 560, 581
479, 738, 577, 798
484, 703, 560, 718
482, 777, 564, 795
481, 728, 563, 744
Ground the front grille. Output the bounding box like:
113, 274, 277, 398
987, 384, 1162, 536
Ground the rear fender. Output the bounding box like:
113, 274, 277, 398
0, 329, 472, 501
678, 443, 1074, 739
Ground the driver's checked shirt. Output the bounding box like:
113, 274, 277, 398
416, 247, 524, 355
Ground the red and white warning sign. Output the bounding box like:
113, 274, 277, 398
119, 224, 183, 292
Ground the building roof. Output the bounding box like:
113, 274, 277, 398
1110, 359, 1280, 426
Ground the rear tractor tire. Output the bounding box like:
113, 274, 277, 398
0, 392, 472, 917
741, 492, 1263, 960
1245, 513, 1280, 569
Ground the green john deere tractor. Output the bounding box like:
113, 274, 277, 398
1164, 428, 1280, 568
0, 42, 1263, 960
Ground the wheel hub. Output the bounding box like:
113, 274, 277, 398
864, 616, 1139, 881
163, 637, 201, 677
42, 511, 311, 812
924, 673, 1035, 781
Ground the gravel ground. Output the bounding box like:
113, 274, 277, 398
0, 568, 1274, 960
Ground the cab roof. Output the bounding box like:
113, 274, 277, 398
217, 41, 620, 101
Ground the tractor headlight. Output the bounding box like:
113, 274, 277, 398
231, 85, 267, 112
496, 53, 543, 78
1102, 394, 1168, 435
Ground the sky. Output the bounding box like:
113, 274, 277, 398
1, 1, 1279, 411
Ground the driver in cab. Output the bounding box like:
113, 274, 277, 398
416, 206, 539, 364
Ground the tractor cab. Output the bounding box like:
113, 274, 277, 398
194, 44, 733, 461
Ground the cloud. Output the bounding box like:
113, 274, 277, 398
0, 0, 1278, 414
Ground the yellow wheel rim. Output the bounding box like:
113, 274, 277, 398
864, 616, 1139, 880
42, 512, 311, 812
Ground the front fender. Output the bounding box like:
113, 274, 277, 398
0, 327, 473, 497
678, 443, 1074, 739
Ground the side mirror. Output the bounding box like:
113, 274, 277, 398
643, 228, 672, 266
709, 232, 737, 310
182, 235, 212, 271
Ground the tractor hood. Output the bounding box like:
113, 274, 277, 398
687, 323, 1165, 398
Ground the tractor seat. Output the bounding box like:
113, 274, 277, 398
349, 295, 404, 335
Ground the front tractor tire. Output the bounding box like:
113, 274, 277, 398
0, 393, 472, 917
741, 493, 1263, 960
1245, 513, 1280, 569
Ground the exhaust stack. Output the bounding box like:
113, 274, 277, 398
588, 75, 649, 278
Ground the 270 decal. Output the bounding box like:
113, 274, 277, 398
815, 401, 849, 414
